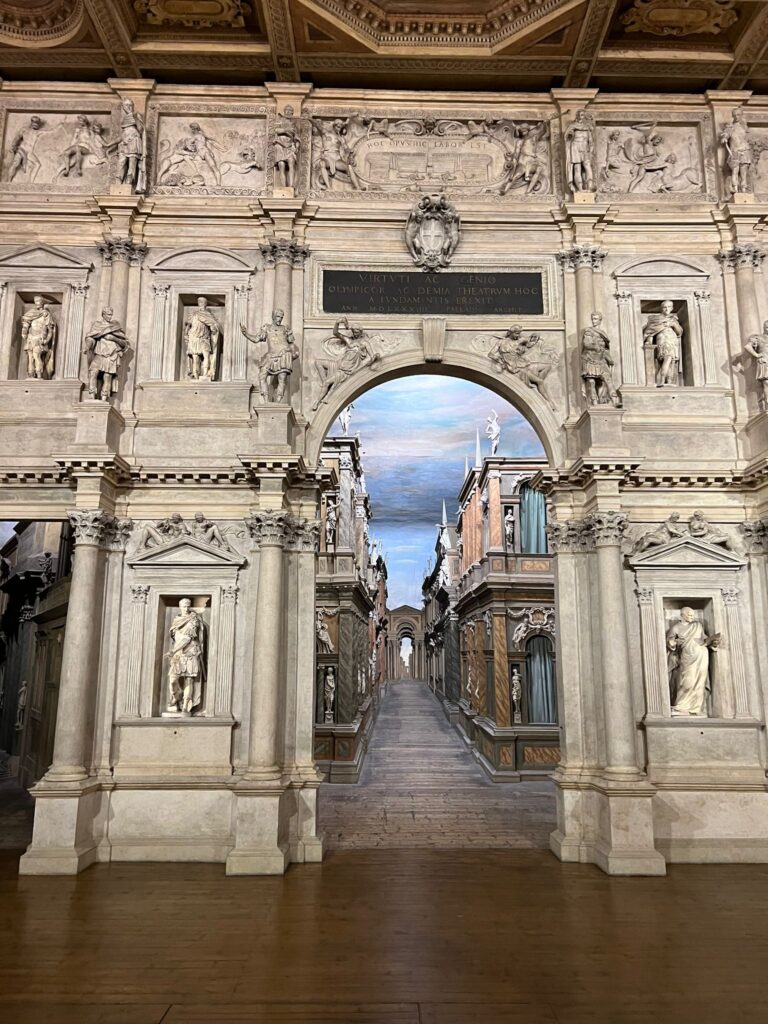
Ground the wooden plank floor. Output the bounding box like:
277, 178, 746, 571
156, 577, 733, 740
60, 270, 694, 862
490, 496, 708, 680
3, 683, 768, 1022
321, 681, 556, 849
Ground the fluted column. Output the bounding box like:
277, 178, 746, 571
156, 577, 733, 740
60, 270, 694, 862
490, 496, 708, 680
585, 511, 638, 777
63, 282, 89, 378
148, 282, 170, 380
721, 585, 751, 718
259, 239, 309, 326
560, 245, 606, 332
616, 290, 639, 384
245, 511, 288, 778
121, 583, 149, 718
693, 289, 718, 385
47, 510, 114, 782
719, 244, 765, 343
98, 238, 147, 326
232, 282, 252, 380
636, 586, 667, 717
215, 585, 238, 716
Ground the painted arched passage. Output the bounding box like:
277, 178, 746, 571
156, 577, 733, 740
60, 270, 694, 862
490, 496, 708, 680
304, 351, 562, 472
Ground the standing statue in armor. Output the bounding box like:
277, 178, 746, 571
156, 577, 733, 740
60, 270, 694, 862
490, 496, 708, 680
240, 308, 298, 403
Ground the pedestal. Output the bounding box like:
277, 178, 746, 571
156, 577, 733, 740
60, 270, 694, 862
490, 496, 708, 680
19, 780, 106, 875
572, 406, 628, 457
225, 781, 291, 875
253, 403, 298, 450
74, 399, 125, 450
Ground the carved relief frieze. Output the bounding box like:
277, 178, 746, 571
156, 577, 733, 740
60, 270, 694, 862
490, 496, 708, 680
308, 319, 406, 412
591, 111, 716, 202
0, 103, 120, 193
305, 107, 558, 200
146, 103, 269, 196
471, 325, 561, 413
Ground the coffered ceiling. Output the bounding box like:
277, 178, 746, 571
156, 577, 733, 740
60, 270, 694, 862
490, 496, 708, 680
0, 0, 767, 92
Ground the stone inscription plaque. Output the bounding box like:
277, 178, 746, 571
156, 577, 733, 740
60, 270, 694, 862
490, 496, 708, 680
323, 270, 544, 316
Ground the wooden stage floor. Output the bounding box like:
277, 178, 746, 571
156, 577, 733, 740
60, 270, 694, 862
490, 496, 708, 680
1, 846, 768, 1024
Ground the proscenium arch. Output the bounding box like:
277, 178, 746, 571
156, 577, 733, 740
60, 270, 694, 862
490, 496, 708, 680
304, 352, 562, 471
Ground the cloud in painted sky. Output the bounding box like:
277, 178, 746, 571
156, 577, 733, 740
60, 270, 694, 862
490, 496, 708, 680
333, 375, 545, 608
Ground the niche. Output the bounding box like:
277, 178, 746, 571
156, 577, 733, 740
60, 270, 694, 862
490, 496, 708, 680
153, 593, 212, 717
640, 298, 693, 387
662, 596, 723, 717
9, 291, 62, 380
176, 293, 226, 382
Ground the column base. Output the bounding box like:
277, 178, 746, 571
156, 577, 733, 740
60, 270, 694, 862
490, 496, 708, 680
287, 779, 324, 864
225, 780, 292, 876
550, 768, 667, 876
19, 779, 107, 876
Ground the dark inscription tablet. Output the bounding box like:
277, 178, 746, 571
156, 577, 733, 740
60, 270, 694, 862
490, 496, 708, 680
323, 270, 544, 316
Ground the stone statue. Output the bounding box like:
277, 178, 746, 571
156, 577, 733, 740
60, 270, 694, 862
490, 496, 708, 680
580, 312, 620, 407
139, 513, 191, 549
273, 114, 300, 189
686, 510, 733, 550
165, 598, 205, 716
312, 318, 381, 411
511, 667, 522, 723
38, 550, 55, 586
499, 119, 551, 195
323, 666, 336, 722
325, 495, 339, 549
241, 309, 298, 403
15, 680, 28, 731
564, 109, 595, 192
21, 294, 56, 379
190, 512, 232, 550
58, 115, 97, 179
488, 326, 559, 411
184, 297, 220, 381
504, 508, 515, 549
744, 321, 768, 413
486, 410, 501, 455
719, 107, 753, 194
405, 193, 461, 272
667, 607, 719, 716
83, 307, 129, 401
117, 98, 146, 193
633, 513, 684, 553
311, 118, 361, 190
316, 608, 335, 654
338, 404, 353, 436
484, 610, 493, 639
8, 115, 54, 183
643, 300, 683, 386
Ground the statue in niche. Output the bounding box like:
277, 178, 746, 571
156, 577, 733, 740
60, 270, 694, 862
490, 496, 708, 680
686, 510, 734, 550
8, 115, 54, 183
273, 114, 300, 189
511, 668, 522, 723
323, 666, 336, 723
633, 513, 684, 553
311, 318, 386, 411
311, 118, 362, 190
191, 512, 233, 550
667, 607, 719, 717
486, 325, 559, 412
643, 301, 683, 386
486, 410, 501, 455
21, 294, 56, 379
165, 598, 206, 716
82, 307, 129, 401
117, 98, 146, 193
139, 513, 190, 549
744, 321, 768, 413
580, 312, 621, 407
184, 297, 220, 381
325, 494, 340, 549
564, 109, 595, 192
504, 509, 515, 549
719, 107, 753, 194
14, 680, 28, 731
316, 608, 337, 654
240, 309, 298, 403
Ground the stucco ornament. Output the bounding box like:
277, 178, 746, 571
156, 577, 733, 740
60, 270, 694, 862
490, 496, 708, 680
21, 294, 56, 379
135, 0, 250, 29
633, 511, 734, 553
241, 309, 298, 403
316, 608, 337, 654
165, 599, 206, 716
508, 607, 556, 650
404, 194, 461, 271
82, 307, 129, 401
622, 0, 738, 36
667, 607, 720, 717
473, 324, 559, 411
744, 320, 768, 412
312, 318, 401, 411
580, 312, 620, 407
0, 0, 85, 48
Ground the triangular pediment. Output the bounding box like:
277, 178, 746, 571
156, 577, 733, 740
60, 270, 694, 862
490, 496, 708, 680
630, 536, 745, 569
129, 536, 244, 569
0, 243, 93, 272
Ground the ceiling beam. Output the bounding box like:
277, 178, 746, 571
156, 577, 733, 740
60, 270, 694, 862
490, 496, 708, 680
262, 0, 300, 82
563, 0, 619, 87
83, 0, 141, 78
718, 4, 768, 90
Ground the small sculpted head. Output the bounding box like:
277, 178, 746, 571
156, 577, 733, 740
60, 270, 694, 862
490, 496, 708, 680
681, 606, 695, 622
179, 598, 192, 612
661, 300, 674, 314
170, 513, 184, 525
33, 294, 44, 307
30, 116, 43, 130
733, 107, 744, 123
197, 296, 208, 309
76, 115, 88, 127
122, 99, 134, 113
591, 311, 602, 326
272, 308, 284, 324
508, 323, 523, 338
103, 306, 114, 321
194, 512, 205, 523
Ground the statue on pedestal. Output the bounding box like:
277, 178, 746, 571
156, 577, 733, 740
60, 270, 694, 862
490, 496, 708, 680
14, 680, 28, 731
273, 114, 300, 189
117, 98, 146, 193
745, 321, 768, 413
83, 307, 129, 401
564, 109, 595, 192
323, 666, 336, 722
21, 294, 56, 379
504, 509, 515, 549
325, 495, 340, 549
184, 297, 220, 381
511, 668, 522, 724
667, 607, 719, 716
241, 309, 298, 403
719, 107, 753, 195
316, 608, 336, 654
580, 312, 620, 407
643, 300, 683, 386
165, 598, 206, 716
486, 410, 501, 455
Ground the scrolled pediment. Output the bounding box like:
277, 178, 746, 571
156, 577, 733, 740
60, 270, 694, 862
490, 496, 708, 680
630, 536, 745, 569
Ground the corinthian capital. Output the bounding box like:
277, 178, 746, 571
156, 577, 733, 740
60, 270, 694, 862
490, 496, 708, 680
99, 237, 148, 267
67, 509, 116, 546
245, 510, 290, 547
584, 510, 628, 546
259, 239, 309, 268
717, 244, 766, 271
545, 520, 586, 553
288, 518, 320, 553
558, 245, 606, 272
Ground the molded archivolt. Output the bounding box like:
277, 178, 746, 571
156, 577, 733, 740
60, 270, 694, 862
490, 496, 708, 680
304, 355, 561, 471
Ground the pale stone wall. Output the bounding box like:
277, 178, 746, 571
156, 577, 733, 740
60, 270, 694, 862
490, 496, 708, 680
0, 79, 765, 876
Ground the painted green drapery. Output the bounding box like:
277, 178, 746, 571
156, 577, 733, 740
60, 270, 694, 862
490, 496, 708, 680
526, 635, 557, 724
520, 484, 547, 554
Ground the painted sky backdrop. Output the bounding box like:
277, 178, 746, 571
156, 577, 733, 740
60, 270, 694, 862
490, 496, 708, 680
335, 375, 545, 609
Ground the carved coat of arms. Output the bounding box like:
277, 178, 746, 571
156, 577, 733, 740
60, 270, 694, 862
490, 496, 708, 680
404, 193, 461, 271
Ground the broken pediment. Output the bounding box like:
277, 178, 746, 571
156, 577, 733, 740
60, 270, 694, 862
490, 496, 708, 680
128, 536, 245, 570
0, 243, 93, 272
629, 536, 745, 570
